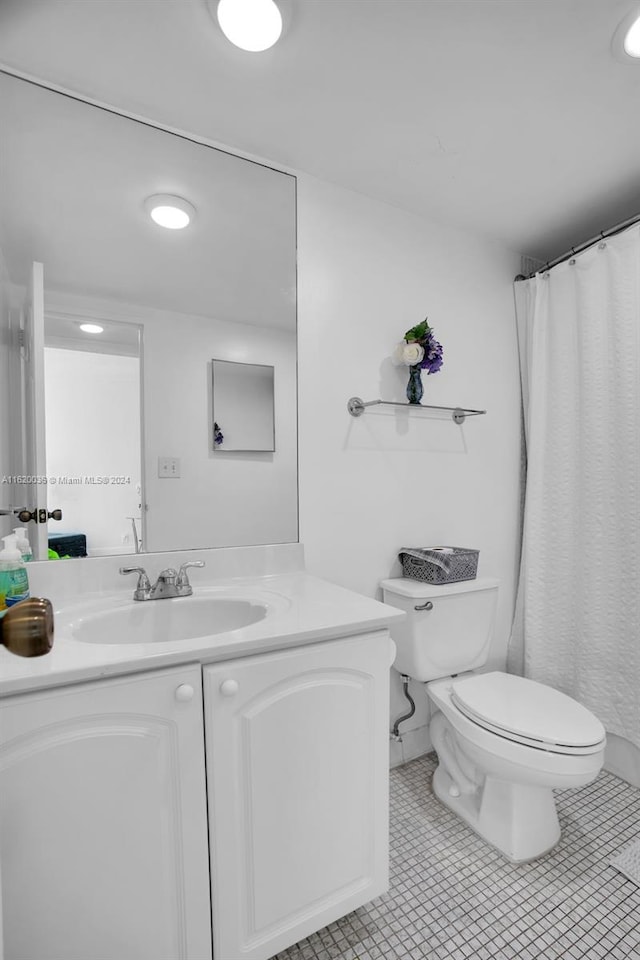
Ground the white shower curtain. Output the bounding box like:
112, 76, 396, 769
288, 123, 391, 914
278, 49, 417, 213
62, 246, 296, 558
513, 225, 640, 748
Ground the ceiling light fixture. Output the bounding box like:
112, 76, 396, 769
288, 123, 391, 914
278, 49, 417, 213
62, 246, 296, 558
612, 7, 640, 61
216, 0, 283, 52
144, 194, 196, 230
79, 323, 104, 334
624, 14, 640, 55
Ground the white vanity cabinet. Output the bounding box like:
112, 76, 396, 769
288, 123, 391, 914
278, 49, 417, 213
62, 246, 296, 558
0, 629, 392, 960
0, 664, 212, 960
204, 631, 391, 960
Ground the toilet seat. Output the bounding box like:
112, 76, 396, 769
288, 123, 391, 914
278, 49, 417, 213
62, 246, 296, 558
450, 672, 606, 756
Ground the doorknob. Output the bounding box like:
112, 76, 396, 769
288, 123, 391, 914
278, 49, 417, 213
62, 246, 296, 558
175, 684, 195, 702
15, 508, 62, 524
219, 679, 239, 697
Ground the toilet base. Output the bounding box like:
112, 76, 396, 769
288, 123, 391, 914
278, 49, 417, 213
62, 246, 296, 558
432, 763, 561, 863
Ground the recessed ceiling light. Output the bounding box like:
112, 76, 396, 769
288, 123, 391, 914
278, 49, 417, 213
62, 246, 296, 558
144, 194, 196, 230
79, 323, 104, 334
216, 0, 283, 52
624, 14, 640, 55
612, 8, 640, 61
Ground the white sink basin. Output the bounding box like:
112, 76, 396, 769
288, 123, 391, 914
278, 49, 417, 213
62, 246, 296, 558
71, 596, 268, 645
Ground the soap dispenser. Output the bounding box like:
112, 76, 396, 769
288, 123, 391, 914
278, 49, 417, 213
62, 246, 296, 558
0, 534, 30, 616
13, 526, 33, 562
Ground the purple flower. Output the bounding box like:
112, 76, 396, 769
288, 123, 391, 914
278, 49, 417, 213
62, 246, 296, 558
419, 330, 444, 374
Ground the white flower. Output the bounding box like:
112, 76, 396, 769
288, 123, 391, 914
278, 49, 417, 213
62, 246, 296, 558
393, 340, 425, 366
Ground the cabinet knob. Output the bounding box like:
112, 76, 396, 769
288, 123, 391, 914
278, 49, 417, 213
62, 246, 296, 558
219, 679, 239, 697
175, 683, 195, 702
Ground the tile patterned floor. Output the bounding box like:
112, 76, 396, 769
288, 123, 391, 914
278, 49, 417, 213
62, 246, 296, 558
275, 754, 640, 960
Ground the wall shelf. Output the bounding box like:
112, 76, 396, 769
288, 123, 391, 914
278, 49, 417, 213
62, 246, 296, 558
346, 397, 486, 425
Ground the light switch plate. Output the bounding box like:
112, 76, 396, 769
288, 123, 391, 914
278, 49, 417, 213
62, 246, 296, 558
158, 457, 180, 478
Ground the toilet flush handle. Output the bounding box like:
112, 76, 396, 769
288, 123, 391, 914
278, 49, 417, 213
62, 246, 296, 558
414, 601, 434, 611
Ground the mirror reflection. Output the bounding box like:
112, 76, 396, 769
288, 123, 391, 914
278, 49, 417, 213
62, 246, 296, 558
0, 72, 298, 559
211, 360, 275, 453
45, 316, 143, 557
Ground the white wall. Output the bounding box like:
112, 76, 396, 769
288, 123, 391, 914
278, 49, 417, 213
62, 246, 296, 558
296, 175, 522, 762
44, 347, 141, 555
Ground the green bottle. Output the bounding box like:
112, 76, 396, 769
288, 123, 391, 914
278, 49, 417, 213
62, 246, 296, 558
0, 534, 30, 618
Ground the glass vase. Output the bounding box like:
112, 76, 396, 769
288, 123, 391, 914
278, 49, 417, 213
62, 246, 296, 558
406, 365, 424, 405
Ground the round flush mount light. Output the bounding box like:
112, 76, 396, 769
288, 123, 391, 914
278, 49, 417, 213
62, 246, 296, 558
624, 15, 640, 55
79, 323, 104, 334
215, 0, 284, 51
612, 7, 640, 61
144, 194, 196, 230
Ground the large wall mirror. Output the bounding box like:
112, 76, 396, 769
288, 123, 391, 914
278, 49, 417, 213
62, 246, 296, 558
0, 71, 298, 559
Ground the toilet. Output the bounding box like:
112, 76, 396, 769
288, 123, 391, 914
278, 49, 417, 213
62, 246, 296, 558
381, 576, 606, 863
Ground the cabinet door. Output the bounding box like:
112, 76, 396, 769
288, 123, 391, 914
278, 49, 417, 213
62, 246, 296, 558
204, 631, 392, 960
0, 665, 212, 960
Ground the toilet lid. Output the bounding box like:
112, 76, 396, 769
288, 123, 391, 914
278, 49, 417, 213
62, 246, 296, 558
451, 672, 606, 753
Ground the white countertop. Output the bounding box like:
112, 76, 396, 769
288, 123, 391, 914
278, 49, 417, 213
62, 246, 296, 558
0, 571, 405, 696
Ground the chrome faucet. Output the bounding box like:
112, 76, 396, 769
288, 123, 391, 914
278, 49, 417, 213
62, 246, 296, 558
120, 561, 205, 601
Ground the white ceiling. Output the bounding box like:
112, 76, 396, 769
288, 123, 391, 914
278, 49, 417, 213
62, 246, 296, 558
0, 0, 639, 262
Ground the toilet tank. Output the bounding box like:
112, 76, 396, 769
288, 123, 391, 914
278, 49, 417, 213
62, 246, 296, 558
380, 576, 499, 681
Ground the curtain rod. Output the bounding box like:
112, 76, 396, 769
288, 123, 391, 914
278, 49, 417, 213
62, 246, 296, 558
518, 210, 640, 280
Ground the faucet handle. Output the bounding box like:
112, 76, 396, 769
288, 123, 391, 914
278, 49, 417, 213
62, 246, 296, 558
157, 568, 178, 584
119, 566, 152, 600
177, 560, 205, 589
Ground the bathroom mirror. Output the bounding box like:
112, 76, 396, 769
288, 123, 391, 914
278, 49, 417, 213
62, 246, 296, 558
0, 71, 297, 558
211, 360, 275, 453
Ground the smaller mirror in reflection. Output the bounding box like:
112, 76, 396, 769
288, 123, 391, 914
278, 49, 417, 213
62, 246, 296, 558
211, 360, 275, 452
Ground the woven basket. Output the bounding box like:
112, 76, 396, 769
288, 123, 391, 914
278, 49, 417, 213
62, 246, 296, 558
399, 547, 479, 585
